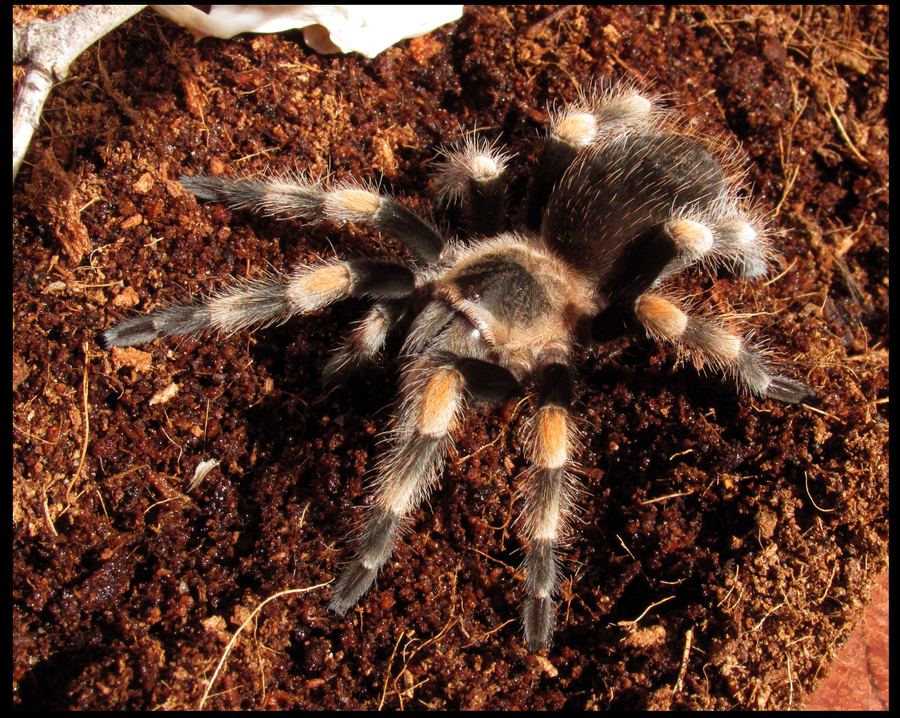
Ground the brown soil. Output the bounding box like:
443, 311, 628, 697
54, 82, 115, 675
13, 5, 888, 710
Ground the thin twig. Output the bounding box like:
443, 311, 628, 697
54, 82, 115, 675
198, 582, 332, 709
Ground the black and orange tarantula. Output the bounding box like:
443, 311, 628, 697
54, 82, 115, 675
104, 83, 812, 651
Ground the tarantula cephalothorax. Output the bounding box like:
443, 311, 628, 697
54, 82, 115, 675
104, 84, 813, 651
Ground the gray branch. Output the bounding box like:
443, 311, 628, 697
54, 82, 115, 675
13, 5, 146, 183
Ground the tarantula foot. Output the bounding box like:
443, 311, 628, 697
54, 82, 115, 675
103, 304, 210, 347
522, 596, 556, 652
765, 375, 814, 404
329, 562, 379, 615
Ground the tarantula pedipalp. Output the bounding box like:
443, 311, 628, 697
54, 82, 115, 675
103, 83, 813, 651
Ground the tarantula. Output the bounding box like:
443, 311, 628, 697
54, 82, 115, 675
104, 83, 812, 651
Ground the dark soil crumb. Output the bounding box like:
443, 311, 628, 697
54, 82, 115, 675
14, 5, 887, 710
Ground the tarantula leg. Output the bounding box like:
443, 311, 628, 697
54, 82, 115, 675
403, 300, 456, 357
602, 227, 680, 299
454, 358, 521, 402
636, 293, 814, 403
527, 85, 656, 231
520, 362, 579, 651
330, 358, 467, 614
586, 221, 682, 345
434, 135, 510, 237
590, 299, 642, 344
104, 259, 416, 347
181, 173, 446, 264
321, 300, 408, 383
330, 345, 522, 615
589, 216, 722, 344
658, 212, 772, 281
708, 214, 772, 279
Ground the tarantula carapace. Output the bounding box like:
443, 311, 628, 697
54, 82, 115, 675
104, 83, 812, 651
